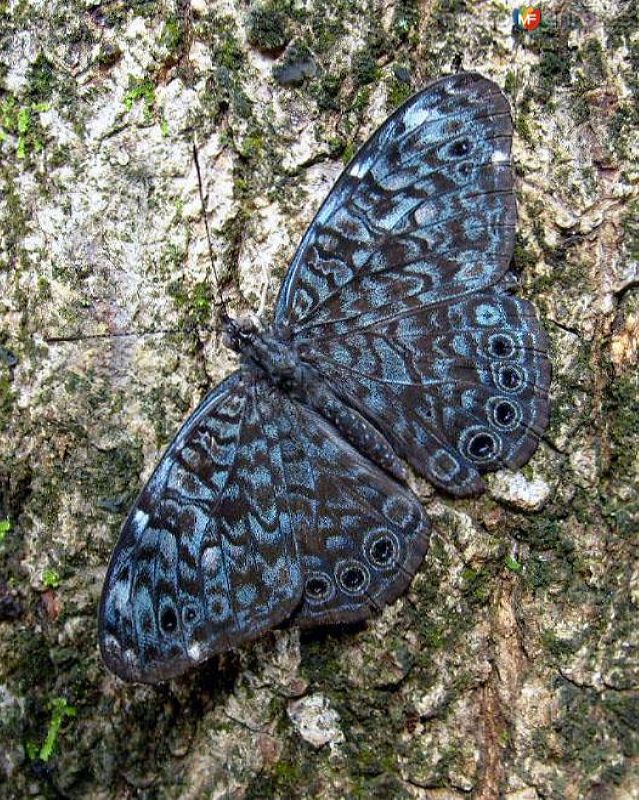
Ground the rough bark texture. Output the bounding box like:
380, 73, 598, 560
1, 1, 637, 798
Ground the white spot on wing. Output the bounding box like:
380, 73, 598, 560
187, 642, 202, 661
491, 149, 508, 164
133, 509, 149, 532
123, 648, 138, 669
403, 105, 432, 130
103, 634, 121, 655
201, 546, 220, 573
348, 155, 372, 178
113, 581, 130, 614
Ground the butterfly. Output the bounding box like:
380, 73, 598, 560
98, 72, 551, 683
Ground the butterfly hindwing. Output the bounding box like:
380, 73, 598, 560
99, 372, 303, 683
299, 290, 550, 496
276, 399, 431, 626
274, 72, 515, 336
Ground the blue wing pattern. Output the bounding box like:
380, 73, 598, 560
274, 72, 515, 334
99, 372, 303, 683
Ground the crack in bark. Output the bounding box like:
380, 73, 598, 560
547, 317, 583, 338
475, 573, 529, 799
612, 277, 639, 300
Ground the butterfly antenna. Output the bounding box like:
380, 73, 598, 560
43, 323, 218, 344
44, 328, 177, 344
192, 142, 231, 327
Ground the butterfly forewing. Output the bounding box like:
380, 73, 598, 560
99, 373, 303, 683
274, 72, 516, 335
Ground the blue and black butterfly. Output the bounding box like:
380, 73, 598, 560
99, 73, 551, 683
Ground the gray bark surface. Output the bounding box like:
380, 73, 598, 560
1, 1, 637, 798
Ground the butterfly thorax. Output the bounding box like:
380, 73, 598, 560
222, 316, 300, 387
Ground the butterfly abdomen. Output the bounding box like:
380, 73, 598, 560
298, 368, 408, 484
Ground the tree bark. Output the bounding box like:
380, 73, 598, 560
1, 1, 637, 798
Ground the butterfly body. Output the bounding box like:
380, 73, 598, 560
99, 73, 550, 683
224, 315, 408, 482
